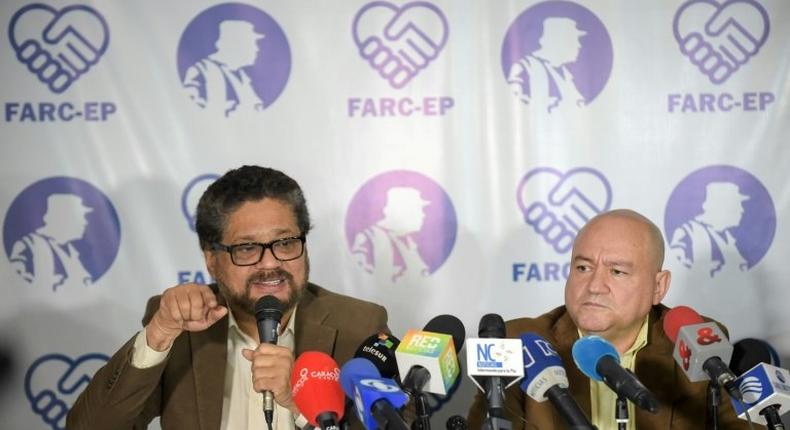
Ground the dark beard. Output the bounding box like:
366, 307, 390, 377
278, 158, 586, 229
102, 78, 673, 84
217, 269, 305, 319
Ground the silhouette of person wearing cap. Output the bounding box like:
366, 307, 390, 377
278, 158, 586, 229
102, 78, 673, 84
351, 187, 430, 282
182, 20, 265, 117
507, 17, 587, 113
9, 194, 94, 290
669, 182, 751, 277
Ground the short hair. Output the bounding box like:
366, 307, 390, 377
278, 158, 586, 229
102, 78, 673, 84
195, 165, 311, 249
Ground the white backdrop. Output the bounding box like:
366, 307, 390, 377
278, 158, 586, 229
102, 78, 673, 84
1, 0, 788, 428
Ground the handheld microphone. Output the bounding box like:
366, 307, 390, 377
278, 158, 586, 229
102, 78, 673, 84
520, 333, 594, 429
354, 332, 401, 379
730, 362, 790, 429
465, 314, 524, 421
256, 295, 284, 426
291, 351, 345, 430
340, 357, 409, 430
662, 306, 741, 400
572, 336, 659, 413
395, 315, 465, 396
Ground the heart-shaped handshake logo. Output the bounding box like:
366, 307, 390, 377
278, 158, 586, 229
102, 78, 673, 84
9, 4, 110, 94
352, 1, 448, 89
673, 0, 769, 85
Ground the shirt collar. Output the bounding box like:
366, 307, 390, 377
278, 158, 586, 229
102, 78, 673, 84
576, 314, 651, 356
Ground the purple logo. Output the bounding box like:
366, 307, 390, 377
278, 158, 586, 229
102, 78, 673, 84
352, 1, 449, 89
177, 3, 291, 117
9, 4, 110, 94
517, 167, 612, 254
501, 1, 612, 113
181, 173, 219, 232
664, 166, 775, 277
24, 352, 108, 430
345, 171, 457, 282
3, 177, 121, 291
673, 0, 769, 84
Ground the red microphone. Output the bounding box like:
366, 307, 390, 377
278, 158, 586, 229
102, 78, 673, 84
662, 305, 741, 400
291, 351, 345, 430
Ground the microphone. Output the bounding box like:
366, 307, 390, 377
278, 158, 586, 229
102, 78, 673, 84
256, 295, 284, 426
731, 338, 781, 375
291, 351, 345, 430
464, 314, 524, 422
445, 415, 469, 430
354, 332, 401, 379
572, 336, 659, 413
662, 306, 741, 400
730, 362, 790, 429
340, 357, 409, 430
395, 315, 465, 396
520, 333, 594, 429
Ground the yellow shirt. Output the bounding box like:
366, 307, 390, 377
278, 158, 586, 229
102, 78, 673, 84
585, 317, 650, 430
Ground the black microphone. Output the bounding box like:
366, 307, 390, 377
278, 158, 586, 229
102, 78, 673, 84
255, 295, 284, 427
446, 415, 469, 430
572, 336, 659, 413
354, 332, 401, 379
730, 338, 781, 375
477, 314, 508, 420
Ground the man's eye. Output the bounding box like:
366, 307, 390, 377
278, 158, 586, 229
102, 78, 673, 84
235, 244, 259, 254
612, 269, 626, 276
576, 265, 590, 272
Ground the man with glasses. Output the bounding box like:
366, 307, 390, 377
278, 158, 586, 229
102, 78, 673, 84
68, 165, 390, 429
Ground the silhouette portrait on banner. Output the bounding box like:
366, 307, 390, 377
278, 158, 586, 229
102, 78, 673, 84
182, 20, 266, 116
669, 182, 750, 277
351, 187, 431, 282
9, 194, 94, 291
507, 17, 587, 112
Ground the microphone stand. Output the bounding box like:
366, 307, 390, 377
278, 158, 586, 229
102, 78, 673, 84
410, 391, 431, 430
761, 406, 787, 430
482, 377, 512, 430
615, 396, 627, 430
707, 380, 720, 430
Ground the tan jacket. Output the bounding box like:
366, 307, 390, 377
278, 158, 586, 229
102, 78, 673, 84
66, 283, 389, 429
467, 305, 755, 430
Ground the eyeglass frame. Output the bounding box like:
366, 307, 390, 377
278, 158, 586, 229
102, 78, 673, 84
210, 235, 306, 266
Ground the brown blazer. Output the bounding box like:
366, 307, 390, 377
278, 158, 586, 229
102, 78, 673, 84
66, 283, 389, 429
467, 305, 755, 430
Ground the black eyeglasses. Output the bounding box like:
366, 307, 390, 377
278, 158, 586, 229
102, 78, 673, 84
211, 236, 306, 266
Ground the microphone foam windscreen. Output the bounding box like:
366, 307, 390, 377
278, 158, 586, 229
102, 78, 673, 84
255, 295, 284, 320
291, 351, 345, 425
519, 332, 568, 394
572, 335, 620, 381
424, 314, 466, 352
339, 357, 380, 397
354, 332, 400, 379
478, 314, 506, 338
662, 305, 703, 343
730, 338, 781, 375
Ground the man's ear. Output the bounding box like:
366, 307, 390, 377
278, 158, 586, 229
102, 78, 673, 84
204, 249, 217, 279
653, 270, 671, 305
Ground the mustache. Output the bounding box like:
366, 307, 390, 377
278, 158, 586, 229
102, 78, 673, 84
246, 269, 293, 287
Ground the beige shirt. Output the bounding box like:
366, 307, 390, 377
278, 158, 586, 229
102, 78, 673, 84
584, 317, 650, 430
132, 306, 308, 429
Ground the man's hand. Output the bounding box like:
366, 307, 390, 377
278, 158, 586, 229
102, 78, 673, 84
243, 344, 298, 413
145, 283, 227, 351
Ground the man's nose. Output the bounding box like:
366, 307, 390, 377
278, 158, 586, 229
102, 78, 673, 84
586, 267, 610, 294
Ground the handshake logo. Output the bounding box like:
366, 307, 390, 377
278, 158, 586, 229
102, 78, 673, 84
352, 1, 448, 89
25, 353, 109, 430
673, 0, 769, 84
9, 4, 109, 94
517, 167, 612, 254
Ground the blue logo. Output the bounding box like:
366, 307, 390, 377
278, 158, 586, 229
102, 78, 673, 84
739, 375, 764, 404
177, 3, 291, 117
9, 4, 109, 94
777, 370, 787, 384
181, 173, 219, 232
25, 352, 109, 429
3, 177, 121, 291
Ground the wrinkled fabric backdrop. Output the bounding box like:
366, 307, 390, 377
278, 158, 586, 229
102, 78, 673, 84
1, 0, 788, 428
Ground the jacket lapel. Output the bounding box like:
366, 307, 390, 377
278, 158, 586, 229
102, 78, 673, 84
191, 310, 229, 430
294, 285, 338, 357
